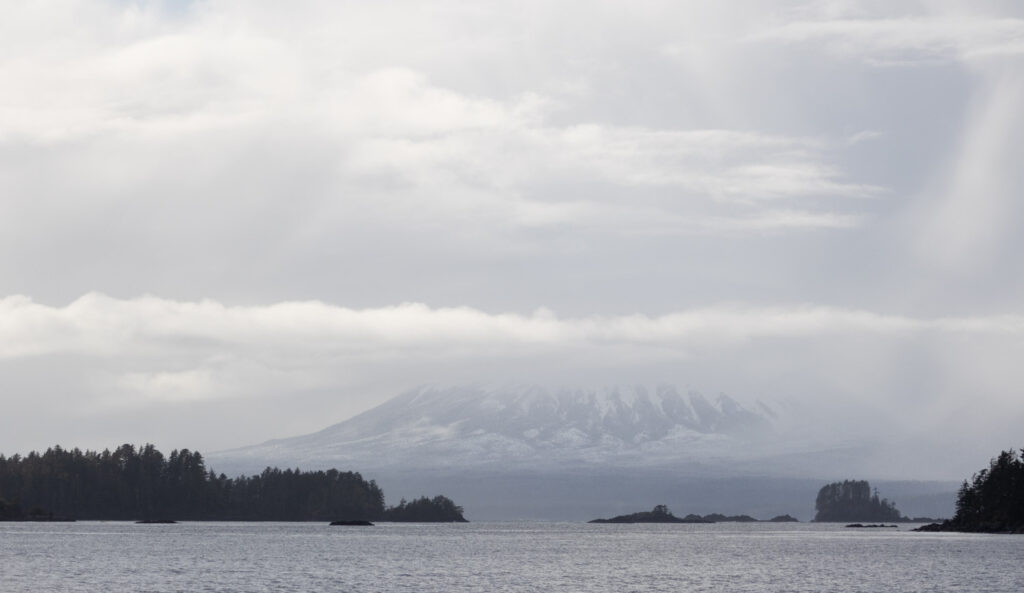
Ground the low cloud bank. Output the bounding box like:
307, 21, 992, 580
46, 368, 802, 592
1, 292, 1022, 478
3, 292, 1023, 360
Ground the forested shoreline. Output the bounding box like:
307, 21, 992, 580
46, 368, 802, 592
916, 449, 1024, 533
0, 444, 465, 522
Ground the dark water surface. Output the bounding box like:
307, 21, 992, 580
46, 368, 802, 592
1, 521, 1021, 592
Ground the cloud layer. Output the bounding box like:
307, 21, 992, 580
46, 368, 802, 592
2, 1, 1023, 478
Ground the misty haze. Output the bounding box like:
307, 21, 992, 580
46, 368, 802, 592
3, 1, 1024, 591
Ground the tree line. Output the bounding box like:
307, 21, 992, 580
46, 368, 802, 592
0, 444, 464, 522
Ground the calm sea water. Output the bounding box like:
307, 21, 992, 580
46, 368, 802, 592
1, 521, 1021, 592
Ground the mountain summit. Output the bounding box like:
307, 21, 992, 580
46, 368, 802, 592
214, 384, 777, 474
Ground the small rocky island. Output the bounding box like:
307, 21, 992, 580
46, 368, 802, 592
590, 505, 802, 524
702, 513, 758, 523
381, 495, 468, 522
589, 505, 714, 524
769, 514, 799, 522
813, 480, 905, 522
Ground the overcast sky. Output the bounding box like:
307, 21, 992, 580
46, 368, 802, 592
2, 0, 1023, 479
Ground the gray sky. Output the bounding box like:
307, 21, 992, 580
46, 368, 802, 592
2, 0, 1023, 479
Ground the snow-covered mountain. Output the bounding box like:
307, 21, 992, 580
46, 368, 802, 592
210, 385, 960, 520
214, 384, 783, 473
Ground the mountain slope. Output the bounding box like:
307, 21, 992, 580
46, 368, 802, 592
214, 384, 779, 473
